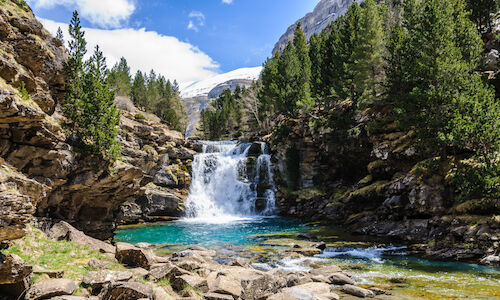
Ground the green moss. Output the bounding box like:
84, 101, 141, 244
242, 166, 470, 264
135, 113, 146, 120
293, 187, 326, 202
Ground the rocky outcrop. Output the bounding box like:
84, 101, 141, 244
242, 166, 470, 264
270, 103, 499, 263
272, 0, 361, 54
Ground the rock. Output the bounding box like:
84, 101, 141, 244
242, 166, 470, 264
174, 256, 207, 272
137, 187, 183, 217
309, 265, 342, 277
226, 257, 251, 267
32, 265, 64, 278
286, 283, 331, 295
480, 255, 500, 267
286, 273, 313, 287
50, 297, 92, 300
99, 282, 153, 300
341, 285, 375, 298
280, 287, 313, 300
267, 293, 300, 300
115, 242, 155, 269
207, 273, 242, 298
136, 243, 153, 249
82, 270, 133, 291
48, 221, 115, 254
0, 253, 32, 285
130, 267, 149, 278
172, 274, 208, 293
312, 243, 326, 251
86, 258, 109, 269
25, 279, 77, 300
153, 287, 175, 300
368, 287, 386, 295
327, 273, 354, 285
148, 264, 191, 282
203, 292, 234, 300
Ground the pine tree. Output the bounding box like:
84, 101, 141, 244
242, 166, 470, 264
351, 0, 386, 106
56, 27, 64, 45
465, 0, 497, 32
109, 57, 132, 97
309, 33, 325, 101
80, 46, 121, 161
293, 23, 314, 111
64, 11, 87, 124
131, 71, 147, 109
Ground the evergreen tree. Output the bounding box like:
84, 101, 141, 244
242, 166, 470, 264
131, 71, 147, 109
465, 0, 497, 32
309, 33, 325, 101
109, 57, 132, 97
64, 11, 86, 124
351, 0, 386, 105
80, 46, 121, 161
293, 23, 314, 110
56, 26, 64, 45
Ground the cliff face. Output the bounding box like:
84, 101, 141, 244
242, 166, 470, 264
269, 102, 499, 263
272, 0, 360, 54
0, 2, 194, 242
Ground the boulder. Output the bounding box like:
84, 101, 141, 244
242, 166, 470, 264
341, 285, 375, 298
280, 287, 313, 300
86, 258, 109, 269
148, 264, 190, 282
0, 253, 32, 285
115, 242, 155, 269
480, 255, 500, 267
267, 293, 300, 300
207, 273, 242, 298
48, 221, 115, 254
286, 273, 313, 287
153, 287, 175, 300
174, 256, 207, 272
203, 292, 234, 300
50, 297, 92, 300
32, 265, 64, 278
172, 274, 208, 293
308, 265, 342, 277
327, 273, 354, 285
281, 282, 336, 300
82, 270, 133, 290
226, 257, 251, 268
25, 279, 77, 300
99, 282, 153, 300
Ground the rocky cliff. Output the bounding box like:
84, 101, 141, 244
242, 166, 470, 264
272, 0, 361, 54
268, 100, 499, 263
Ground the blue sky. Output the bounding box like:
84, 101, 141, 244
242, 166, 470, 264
27, 0, 318, 85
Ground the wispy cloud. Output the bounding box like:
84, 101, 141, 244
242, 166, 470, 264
222, 0, 233, 4
27, 0, 135, 28
39, 18, 220, 85
187, 11, 205, 32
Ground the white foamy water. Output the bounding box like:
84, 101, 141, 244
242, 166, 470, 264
184, 141, 277, 222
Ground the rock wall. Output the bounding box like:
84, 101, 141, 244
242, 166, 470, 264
270, 103, 499, 263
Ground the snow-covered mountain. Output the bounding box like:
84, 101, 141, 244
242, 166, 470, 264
181, 67, 263, 99
181, 66, 263, 138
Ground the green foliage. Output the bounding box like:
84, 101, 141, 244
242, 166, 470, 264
200, 88, 245, 140
63, 11, 120, 163
56, 27, 64, 45
465, 0, 498, 32
109, 57, 132, 97
17, 81, 29, 101
134, 113, 146, 120
11, 0, 29, 11
451, 156, 500, 202
130, 70, 187, 132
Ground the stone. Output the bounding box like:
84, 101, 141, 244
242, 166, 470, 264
115, 242, 155, 269
368, 287, 386, 295
82, 270, 133, 290
99, 282, 153, 300
50, 297, 92, 300
0, 253, 32, 285
203, 292, 234, 300
289, 283, 331, 295
153, 287, 175, 300
308, 265, 342, 277
312, 243, 326, 251
130, 267, 150, 278
327, 273, 354, 285
25, 279, 77, 300
268, 293, 300, 300
149, 264, 190, 282
480, 255, 500, 267
48, 222, 115, 254
280, 287, 313, 300
32, 265, 64, 278
341, 285, 375, 298
226, 257, 251, 267
86, 258, 109, 269
172, 274, 208, 293
207, 273, 242, 298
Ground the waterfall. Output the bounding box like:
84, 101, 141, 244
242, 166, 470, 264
184, 141, 277, 222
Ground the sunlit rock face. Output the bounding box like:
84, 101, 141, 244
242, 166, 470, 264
272, 0, 362, 55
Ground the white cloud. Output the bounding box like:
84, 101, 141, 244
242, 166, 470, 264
187, 11, 205, 32
222, 0, 233, 4
27, 0, 135, 28
39, 18, 220, 85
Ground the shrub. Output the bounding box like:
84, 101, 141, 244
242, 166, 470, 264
134, 113, 146, 120
451, 157, 500, 202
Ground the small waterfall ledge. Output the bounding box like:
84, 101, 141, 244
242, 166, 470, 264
184, 141, 277, 222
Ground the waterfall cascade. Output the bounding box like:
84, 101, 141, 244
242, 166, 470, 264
184, 141, 277, 222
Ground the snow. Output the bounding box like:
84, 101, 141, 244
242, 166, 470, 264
180, 66, 263, 98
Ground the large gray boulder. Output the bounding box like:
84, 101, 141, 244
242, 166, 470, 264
99, 282, 153, 300
115, 242, 155, 269
82, 270, 133, 290
25, 279, 77, 300
48, 221, 115, 254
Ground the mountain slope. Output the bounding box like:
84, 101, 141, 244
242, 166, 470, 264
272, 0, 361, 54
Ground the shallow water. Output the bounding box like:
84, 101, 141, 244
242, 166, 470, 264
115, 217, 500, 299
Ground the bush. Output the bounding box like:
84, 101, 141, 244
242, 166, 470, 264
134, 113, 146, 120
451, 157, 500, 202
17, 82, 29, 101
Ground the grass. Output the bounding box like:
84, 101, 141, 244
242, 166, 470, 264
1, 226, 125, 283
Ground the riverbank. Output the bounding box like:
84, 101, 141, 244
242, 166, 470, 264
2, 220, 499, 300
